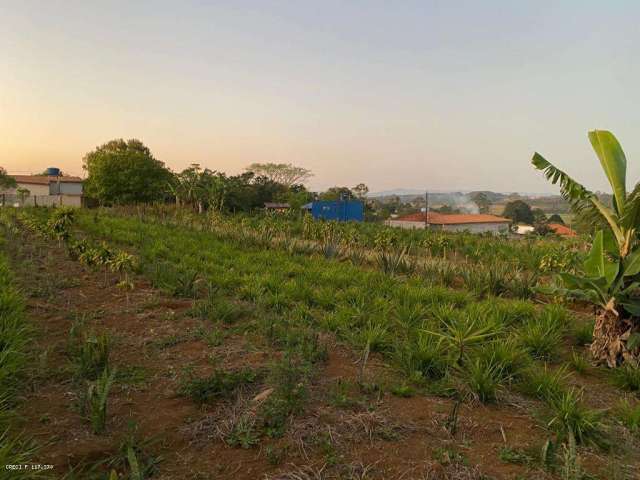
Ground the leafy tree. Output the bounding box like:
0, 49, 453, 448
83, 139, 172, 205
433, 205, 461, 214
244, 163, 312, 187
533, 130, 640, 366
16, 187, 30, 205
319, 187, 353, 201
502, 200, 534, 224
532, 208, 548, 224
548, 213, 565, 224
352, 183, 369, 200
470, 192, 491, 214
0, 167, 16, 190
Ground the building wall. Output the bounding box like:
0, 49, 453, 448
2, 183, 51, 196
51, 182, 83, 195
386, 220, 509, 234
385, 220, 427, 229
441, 222, 509, 234
1, 194, 82, 207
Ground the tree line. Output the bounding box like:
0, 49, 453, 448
80, 139, 369, 212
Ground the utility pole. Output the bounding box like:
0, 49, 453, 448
424, 191, 429, 229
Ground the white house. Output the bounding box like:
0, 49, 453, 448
1, 175, 84, 207
386, 212, 511, 234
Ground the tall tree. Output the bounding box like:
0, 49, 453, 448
352, 183, 369, 200
502, 200, 534, 224
83, 139, 172, 205
548, 213, 565, 225
0, 167, 16, 190
245, 163, 312, 187
470, 192, 491, 214
532, 130, 640, 366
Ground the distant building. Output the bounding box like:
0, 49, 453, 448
515, 224, 535, 235
264, 202, 291, 212
386, 212, 510, 234
1, 175, 84, 207
302, 200, 364, 222
548, 223, 577, 237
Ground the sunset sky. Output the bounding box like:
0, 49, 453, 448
1, 1, 639, 193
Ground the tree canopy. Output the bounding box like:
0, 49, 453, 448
470, 192, 491, 214
169, 165, 312, 213
0, 167, 16, 190
245, 163, 312, 187
548, 213, 565, 224
502, 200, 534, 224
83, 139, 172, 205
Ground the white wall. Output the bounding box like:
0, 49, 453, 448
385, 220, 509, 234
441, 222, 509, 234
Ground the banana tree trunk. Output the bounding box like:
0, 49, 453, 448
590, 308, 638, 367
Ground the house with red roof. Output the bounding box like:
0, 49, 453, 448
547, 223, 577, 237
386, 212, 511, 234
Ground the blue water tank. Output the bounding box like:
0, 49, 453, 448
310, 200, 364, 222
45, 167, 60, 176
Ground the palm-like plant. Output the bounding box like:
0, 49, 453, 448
532, 130, 640, 366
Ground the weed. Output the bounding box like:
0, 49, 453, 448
83, 367, 117, 434
260, 355, 311, 438
433, 446, 467, 465
226, 414, 260, 449
498, 446, 534, 465
70, 331, 110, 381
328, 379, 357, 408
390, 384, 415, 398
612, 363, 640, 392
615, 399, 640, 435
178, 368, 257, 404
572, 319, 594, 346
568, 350, 589, 375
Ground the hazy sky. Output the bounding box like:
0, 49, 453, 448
1, 1, 639, 193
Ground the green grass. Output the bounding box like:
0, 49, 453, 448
615, 399, 640, 435
0, 241, 43, 475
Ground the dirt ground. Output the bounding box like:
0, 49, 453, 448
5, 232, 636, 480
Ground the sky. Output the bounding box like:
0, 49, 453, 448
1, 1, 639, 194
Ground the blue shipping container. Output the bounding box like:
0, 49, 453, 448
310, 200, 364, 222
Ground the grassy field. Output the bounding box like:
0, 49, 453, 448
1, 207, 639, 479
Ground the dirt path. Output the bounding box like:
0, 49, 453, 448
4, 229, 612, 480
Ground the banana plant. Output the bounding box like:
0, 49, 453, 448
532, 130, 640, 366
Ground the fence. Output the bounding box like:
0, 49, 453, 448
0, 194, 82, 208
